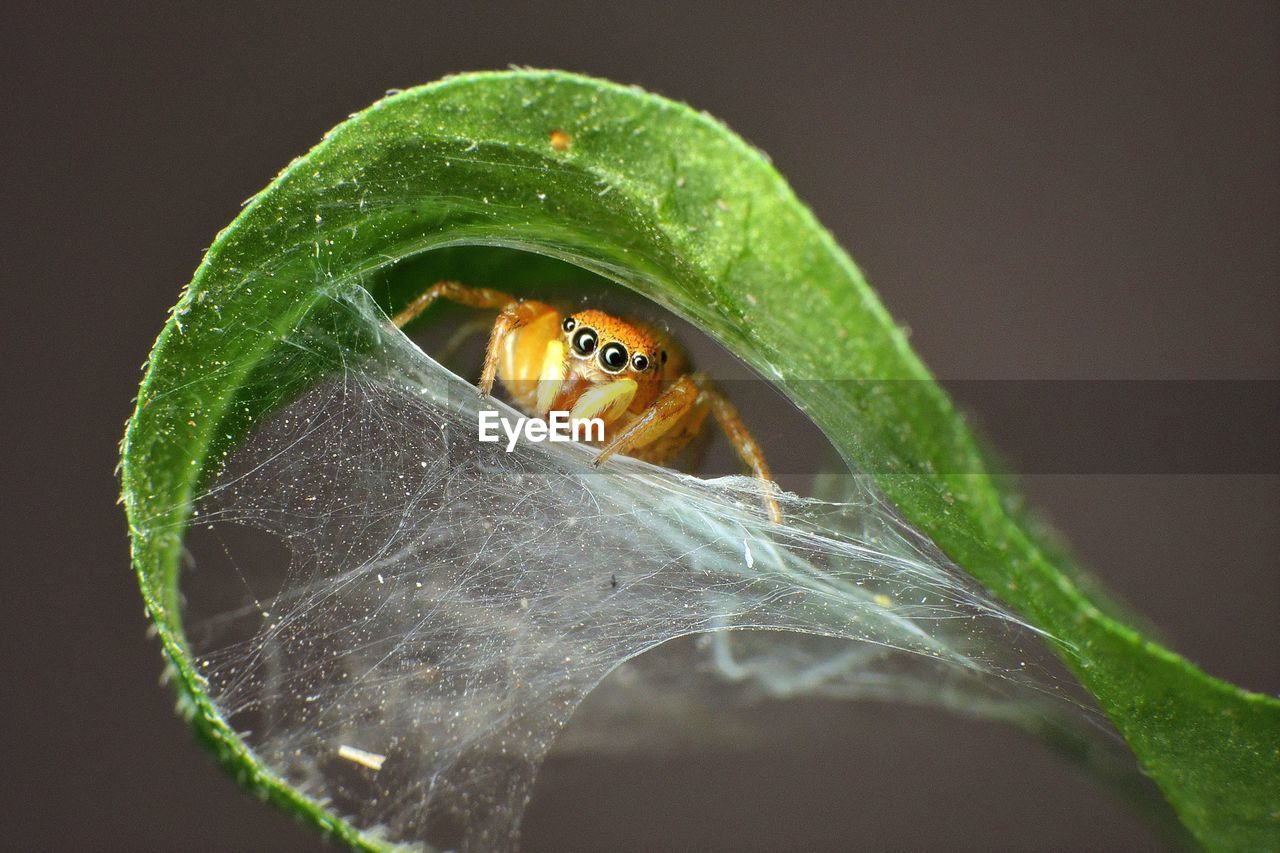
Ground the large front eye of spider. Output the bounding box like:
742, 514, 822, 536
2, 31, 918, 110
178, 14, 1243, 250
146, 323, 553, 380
571, 326, 597, 356
598, 341, 629, 373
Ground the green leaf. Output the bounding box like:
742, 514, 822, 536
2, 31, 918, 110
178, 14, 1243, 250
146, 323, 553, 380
121, 70, 1279, 850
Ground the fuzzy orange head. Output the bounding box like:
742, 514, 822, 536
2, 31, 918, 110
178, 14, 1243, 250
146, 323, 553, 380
532, 308, 674, 421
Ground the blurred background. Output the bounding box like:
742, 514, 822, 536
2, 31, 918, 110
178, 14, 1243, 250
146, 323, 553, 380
4, 2, 1275, 850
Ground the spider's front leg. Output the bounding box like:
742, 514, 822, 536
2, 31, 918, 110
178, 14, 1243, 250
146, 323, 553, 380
391, 280, 517, 329
390, 280, 556, 400
592, 375, 783, 524
591, 375, 701, 468
477, 299, 558, 398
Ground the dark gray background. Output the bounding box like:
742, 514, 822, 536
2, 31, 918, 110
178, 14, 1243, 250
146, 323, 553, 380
5, 2, 1275, 850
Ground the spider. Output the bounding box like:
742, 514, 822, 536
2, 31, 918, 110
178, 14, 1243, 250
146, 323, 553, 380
393, 281, 783, 523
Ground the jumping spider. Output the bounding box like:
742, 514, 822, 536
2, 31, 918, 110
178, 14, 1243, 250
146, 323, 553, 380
393, 281, 782, 522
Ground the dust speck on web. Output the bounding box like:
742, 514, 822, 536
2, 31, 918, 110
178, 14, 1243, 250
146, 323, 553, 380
178, 284, 1093, 851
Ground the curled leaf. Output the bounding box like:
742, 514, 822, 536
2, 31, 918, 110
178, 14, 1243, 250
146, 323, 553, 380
122, 71, 1279, 851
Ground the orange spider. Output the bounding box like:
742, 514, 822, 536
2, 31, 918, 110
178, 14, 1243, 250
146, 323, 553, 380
393, 281, 782, 523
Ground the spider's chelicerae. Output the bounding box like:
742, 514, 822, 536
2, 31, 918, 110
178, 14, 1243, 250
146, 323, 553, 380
394, 281, 782, 522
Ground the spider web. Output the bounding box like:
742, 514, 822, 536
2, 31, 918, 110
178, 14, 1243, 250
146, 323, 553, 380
181, 283, 1106, 851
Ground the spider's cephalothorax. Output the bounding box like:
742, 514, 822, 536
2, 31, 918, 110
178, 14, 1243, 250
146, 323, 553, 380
393, 281, 781, 522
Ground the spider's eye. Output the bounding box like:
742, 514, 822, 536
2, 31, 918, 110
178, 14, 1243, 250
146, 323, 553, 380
562, 316, 576, 332
631, 353, 649, 372
571, 327, 597, 356
598, 341, 629, 372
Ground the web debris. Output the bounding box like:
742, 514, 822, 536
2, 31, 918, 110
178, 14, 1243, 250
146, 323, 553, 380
184, 286, 1096, 851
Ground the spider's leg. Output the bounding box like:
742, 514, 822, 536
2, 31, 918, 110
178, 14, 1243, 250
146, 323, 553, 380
479, 300, 558, 398
591, 375, 700, 466
697, 378, 783, 524
390, 280, 558, 400
391, 280, 517, 329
